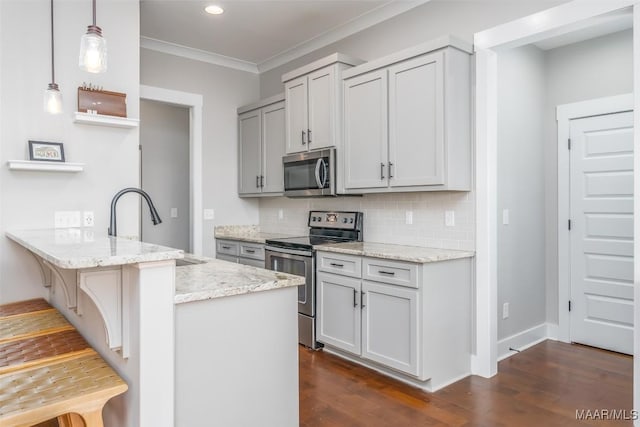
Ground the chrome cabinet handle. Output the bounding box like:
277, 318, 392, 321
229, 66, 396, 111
222, 245, 231, 250
388, 162, 394, 179
260, 175, 264, 188
379, 270, 395, 276
308, 129, 312, 144
380, 163, 385, 180
361, 291, 366, 308
353, 289, 358, 307
330, 262, 344, 268
302, 130, 307, 145
245, 249, 256, 254
256, 176, 260, 188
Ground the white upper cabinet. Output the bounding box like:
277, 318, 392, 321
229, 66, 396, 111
282, 54, 364, 155
343, 69, 388, 190
341, 36, 472, 194
237, 95, 285, 197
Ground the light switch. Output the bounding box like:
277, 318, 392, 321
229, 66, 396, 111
405, 211, 413, 225
278, 209, 284, 220
203, 209, 215, 220
502, 209, 510, 225
171, 208, 178, 218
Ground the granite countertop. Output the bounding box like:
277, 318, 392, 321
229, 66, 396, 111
175, 257, 304, 304
6, 228, 184, 269
315, 241, 475, 263
214, 225, 295, 244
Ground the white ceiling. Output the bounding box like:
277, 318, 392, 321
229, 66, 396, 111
140, 1, 426, 71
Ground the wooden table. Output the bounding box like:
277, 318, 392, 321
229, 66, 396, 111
0, 299, 127, 427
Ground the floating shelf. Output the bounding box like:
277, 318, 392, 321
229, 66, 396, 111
7, 160, 84, 172
73, 112, 139, 129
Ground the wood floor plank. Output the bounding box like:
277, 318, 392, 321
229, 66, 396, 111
300, 340, 633, 427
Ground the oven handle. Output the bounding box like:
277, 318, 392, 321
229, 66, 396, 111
265, 246, 313, 258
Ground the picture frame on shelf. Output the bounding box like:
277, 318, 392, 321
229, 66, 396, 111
28, 141, 65, 162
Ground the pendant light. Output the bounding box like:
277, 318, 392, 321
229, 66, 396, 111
44, 0, 62, 114
79, 0, 107, 73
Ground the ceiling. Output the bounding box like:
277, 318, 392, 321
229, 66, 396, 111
140, 1, 425, 71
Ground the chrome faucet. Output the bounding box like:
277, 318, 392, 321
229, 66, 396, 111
108, 188, 162, 237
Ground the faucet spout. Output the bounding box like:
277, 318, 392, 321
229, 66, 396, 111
108, 187, 162, 237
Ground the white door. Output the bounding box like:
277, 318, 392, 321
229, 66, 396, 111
307, 66, 335, 150
361, 281, 419, 376
284, 76, 308, 154
388, 51, 444, 187
343, 69, 389, 190
570, 111, 634, 355
261, 101, 285, 194
316, 272, 361, 355
238, 110, 262, 194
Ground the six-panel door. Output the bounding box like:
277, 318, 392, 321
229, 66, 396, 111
316, 271, 362, 355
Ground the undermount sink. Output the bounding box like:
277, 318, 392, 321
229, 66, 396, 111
176, 257, 208, 267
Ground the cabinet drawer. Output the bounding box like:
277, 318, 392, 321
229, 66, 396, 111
216, 240, 239, 256
216, 254, 238, 263
317, 252, 362, 278
240, 243, 265, 261
363, 258, 418, 288
238, 257, 266, 268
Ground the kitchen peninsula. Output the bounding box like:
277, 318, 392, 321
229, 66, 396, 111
6, 229, 303, 427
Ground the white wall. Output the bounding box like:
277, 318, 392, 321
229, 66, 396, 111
260, 0, 567, 98
0, 0, 140, 304
544, 29, 633, 324
496, 45, 547, 340
140, 49, 261, 257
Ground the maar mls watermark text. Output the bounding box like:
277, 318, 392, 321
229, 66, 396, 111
576, 409, 638, 421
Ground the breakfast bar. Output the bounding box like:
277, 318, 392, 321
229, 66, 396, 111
5, 229, 303, 427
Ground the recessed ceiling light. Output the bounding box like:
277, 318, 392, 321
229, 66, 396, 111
205, 5, 224, 15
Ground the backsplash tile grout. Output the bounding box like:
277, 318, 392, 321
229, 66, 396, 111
259, 192, 475, 251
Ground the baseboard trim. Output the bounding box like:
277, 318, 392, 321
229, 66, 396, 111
498, 323, 556, 361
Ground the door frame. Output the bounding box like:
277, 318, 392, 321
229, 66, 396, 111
556, 93, 634, 343
473, 0, 640, 385
140, 85, 204, 255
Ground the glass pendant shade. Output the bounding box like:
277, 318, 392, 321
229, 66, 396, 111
79, 26, 107, 73
44, 83, 62, 115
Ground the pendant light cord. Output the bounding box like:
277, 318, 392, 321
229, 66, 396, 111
93, 0, 97, 26
50, 0, 55, 84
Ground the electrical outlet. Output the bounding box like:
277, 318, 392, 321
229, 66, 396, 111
445, 210, 455, 227
503, 302, 509, 319
502, 209, 510, 225
405, 210, 413, 225
203, 209, 215, 220
171, 208, 178, 218
83, 211, 94, 227
278, 209, 284, 220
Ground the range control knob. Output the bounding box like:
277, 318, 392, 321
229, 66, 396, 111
343, 217, 348, 223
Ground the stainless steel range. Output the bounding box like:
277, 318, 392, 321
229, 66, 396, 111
265, 211, 363, 349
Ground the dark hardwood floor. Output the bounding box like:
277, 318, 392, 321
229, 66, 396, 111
299, 340, 633, 426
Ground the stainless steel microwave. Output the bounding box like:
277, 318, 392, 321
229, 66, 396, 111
283, 149, 335, 197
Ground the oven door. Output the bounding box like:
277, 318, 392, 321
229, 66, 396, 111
283, 149, 335, 197
265, 246, 314, 316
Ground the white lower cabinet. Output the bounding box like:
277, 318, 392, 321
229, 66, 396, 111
361, 280, 418, 376
316, 250, 472, 391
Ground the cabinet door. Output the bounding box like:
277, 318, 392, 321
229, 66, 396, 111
316, 272, 361, 355
238, 110, 262, 194
361, 280, 419, 376
307, 66, 335, 150
343, 69, 389, 190
388, 51, 445, 187
284, 76, 309, 154
261, 101, 285, 194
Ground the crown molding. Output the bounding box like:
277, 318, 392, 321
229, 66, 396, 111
140, 37, 259, 74
256, 0, 431, 73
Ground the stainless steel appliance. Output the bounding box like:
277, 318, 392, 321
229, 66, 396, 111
265, 211, 363, 349
283, 149, 335, 197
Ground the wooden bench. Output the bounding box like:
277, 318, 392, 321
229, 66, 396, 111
0, 299, 127, 427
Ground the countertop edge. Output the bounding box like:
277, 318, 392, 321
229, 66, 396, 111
174, 276, 304, 304
314, 244, 475, 263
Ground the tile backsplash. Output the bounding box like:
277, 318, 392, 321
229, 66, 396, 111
259, 191, 475, 251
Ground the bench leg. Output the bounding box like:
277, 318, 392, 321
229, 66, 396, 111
57, 413, 85, 427
58, 409, 105, 427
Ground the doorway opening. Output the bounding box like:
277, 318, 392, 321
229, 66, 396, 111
140, 85, 204, 255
